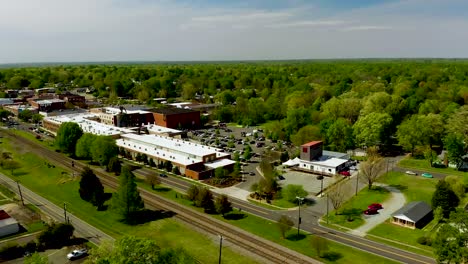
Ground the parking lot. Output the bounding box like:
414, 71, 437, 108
280, 168, 342, 195
188, 124, 288, 190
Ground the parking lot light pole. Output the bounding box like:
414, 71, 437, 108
296, 196, 304, 237
218, 235, 223, 264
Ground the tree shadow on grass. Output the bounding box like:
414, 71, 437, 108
223, 213, 247, 220
340, 208, 363, 222
321, 251, 343, 261
125, 209, 176, 225
389, 184, 408, 191
12, 171, 28, 177
370, 186, 389, 193
286, 233, 307, 241
153, 186, 171, 193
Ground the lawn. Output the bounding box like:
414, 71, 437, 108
367, 220, 435, 257
377, 171, 437, 204
0, 184, 15, 205
324, 186, 391, 229
6, 132, 398, 264
271, 196, 298, 208
0, 139, 257, 264
399, 157, 468, 177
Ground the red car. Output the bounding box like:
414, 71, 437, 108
339, 171, 351, 176
368, 203, 383, 210
364, 209, 378, 215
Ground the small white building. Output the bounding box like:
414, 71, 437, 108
295, 141, 349, 175
0, 210, 19, 237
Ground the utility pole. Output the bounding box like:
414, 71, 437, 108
355, 171, 359, 196
63, 202, 67, 223
326, 193, 329, 224
296, 196, 304, 237
16, 181, 24, 206
218, 235, 223, 264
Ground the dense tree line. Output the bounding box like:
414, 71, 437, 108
3, 61, 468, 161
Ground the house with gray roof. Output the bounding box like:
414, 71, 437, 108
392, 201, 433, 229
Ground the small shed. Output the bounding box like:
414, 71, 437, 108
392, 201, 433, 229
0, 210, 20, 237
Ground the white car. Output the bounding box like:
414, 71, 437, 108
405, 171, 417, 175
67, 249, 88, 260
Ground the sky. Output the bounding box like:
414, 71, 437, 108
1, 0, 468, 63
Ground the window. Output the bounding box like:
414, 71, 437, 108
302, 147, 308, 153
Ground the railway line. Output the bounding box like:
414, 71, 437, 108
5, 130, 319, 264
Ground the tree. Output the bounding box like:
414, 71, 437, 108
214, 194, 232, 217
243, 144, 252, 160
146, 173, 160, 190
55, 122, 83, 155
90, 136, 118, 167
31, 114, 43, 124
444, 133, 465, 165
86, 236, 196, 264
311, 236, 329, 258
107, 156, 121, 175
37, 223, 74, 249
195, 187, 214, 212
433, 206, 444, 225
2, 159, 21, 175
359, 148, 385, 190
111, 166, 144, 221
276, 215, 293, 239
433, 210, 468, 264
444, 175, 465, 200
186, 185, 200, 202
424, 147, 437, 167
431, 180, 459, 218
326, 118, 354, 152
18, 109, 34, 122
283, 185, 308, 203
353, 112, 392, 147
75, 133, 97, 159
328, 184, 348, 215
24, 253, 48, 264
79, 167, 105, 208
396, 115, 424, 154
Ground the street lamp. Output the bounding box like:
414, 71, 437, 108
296, 196, 304, 237
316, 175, 324, 196
218, 235, 223, 264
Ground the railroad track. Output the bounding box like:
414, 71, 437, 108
4, 130, 319, 264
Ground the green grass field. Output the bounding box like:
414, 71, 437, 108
377, 171, 437, 204
3, 133, 398, 264
0, 139, 257, 264
399, 157, 468, 177
367, 221, 435, 257
324, 186, 391, 229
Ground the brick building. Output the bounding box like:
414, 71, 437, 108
151, 108, 200, 129
29, 99, 65, 112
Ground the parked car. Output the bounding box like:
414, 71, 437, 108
339, 171, 351, 176
278, 175, 285, 180
363, 209, 378, 215
405, 171, 417, 175
67, 249, 88, 260
422, 173, 433, 178
249, 172, 255, 176
159, 173, 168, 178
368, 203, 383, 210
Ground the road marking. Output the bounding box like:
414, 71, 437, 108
315, 228, 432, 264
231, 202, 269, 215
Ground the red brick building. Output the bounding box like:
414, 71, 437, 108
151, 108, 200, 129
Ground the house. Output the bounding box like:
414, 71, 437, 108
392, 201, 433, 229
0, 210, 20, 237
296, 141, 349, 175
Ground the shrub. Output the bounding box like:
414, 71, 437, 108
417, 236, 432, 246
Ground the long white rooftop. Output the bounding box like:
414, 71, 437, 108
119, 133, 225, 158
101, 107, 151, 115
45, 113, 133, 136
146, 124, 182, 134
300, 157, 348, 168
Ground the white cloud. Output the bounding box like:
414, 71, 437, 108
341, 25, 393, 31
265, 20, 346, 28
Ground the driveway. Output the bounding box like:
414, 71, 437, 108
349, 185, 406, 237
393, 166, 447, 179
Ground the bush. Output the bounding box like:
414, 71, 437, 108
416, 236, 432, 246
37, 223, 74, 249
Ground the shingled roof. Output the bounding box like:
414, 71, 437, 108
392, 201, 432, 223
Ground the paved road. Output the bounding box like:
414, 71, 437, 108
393, 166, 447, 179
5, 129, 436, 264
0, 173, 113, 245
